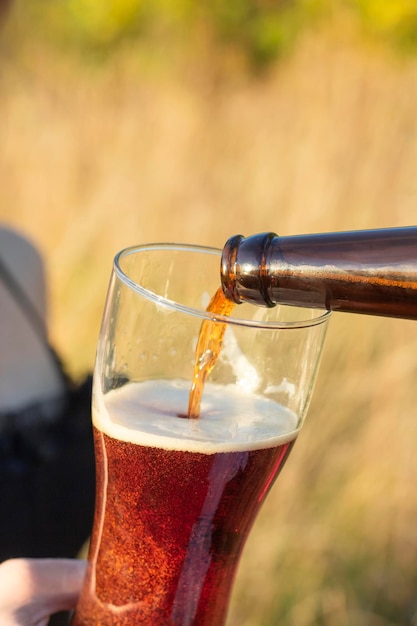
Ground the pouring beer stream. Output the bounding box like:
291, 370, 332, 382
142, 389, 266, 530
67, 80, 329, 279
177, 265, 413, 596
187, 288, 235, 419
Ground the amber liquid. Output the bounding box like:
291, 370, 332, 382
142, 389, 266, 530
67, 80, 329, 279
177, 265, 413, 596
72, 420, 295, 626
187, 287, 235, 419
71, 287, 295, 625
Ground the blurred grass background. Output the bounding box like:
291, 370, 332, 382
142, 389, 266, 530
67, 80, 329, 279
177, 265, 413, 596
1, 1, 417, 624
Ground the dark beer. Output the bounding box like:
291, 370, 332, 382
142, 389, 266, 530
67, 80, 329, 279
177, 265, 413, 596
71, 380, 298, 625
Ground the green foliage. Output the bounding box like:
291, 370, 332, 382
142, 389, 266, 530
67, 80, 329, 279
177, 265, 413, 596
350, 0, 417, 53
66, 0, 143, 45
198, 0, 311, 68
13, 0, 417, 67
26, 0, 145, 49
21, 0, 327, 67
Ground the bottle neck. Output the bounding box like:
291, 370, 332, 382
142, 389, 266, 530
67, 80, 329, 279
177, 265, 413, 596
220, 227, 417, 319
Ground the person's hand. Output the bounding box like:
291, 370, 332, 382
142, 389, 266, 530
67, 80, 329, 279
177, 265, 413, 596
0, 558, 86, 626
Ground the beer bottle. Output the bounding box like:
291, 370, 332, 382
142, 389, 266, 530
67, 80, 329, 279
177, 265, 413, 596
220, 227, 417, 320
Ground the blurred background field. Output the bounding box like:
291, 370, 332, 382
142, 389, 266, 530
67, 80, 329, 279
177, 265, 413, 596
1, 1, 417, 624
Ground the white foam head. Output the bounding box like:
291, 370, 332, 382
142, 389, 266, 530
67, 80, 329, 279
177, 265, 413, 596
93, 380, 299, 454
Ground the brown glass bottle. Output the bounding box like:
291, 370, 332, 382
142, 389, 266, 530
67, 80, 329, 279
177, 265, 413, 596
220, 227, 417, 320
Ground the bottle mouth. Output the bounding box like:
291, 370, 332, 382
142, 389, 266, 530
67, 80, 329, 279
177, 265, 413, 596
220, 234, 243, 304
220, 232, 277, 307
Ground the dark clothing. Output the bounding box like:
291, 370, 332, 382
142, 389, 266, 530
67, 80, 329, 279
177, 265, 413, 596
0, 376, 94, 626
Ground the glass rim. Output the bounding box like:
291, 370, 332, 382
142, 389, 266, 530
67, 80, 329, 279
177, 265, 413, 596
114, 243, 332, 330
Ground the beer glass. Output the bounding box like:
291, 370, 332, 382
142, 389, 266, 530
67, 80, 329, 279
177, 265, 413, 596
71, 243, 330, 626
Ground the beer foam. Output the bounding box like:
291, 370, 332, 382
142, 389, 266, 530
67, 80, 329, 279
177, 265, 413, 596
93, 380, 299, 453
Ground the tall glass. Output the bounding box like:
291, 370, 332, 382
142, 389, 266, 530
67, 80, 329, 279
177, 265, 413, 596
71, 243, 330, 626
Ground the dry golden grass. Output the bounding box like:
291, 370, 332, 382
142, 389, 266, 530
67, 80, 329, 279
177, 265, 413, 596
1, 19, 417, 625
